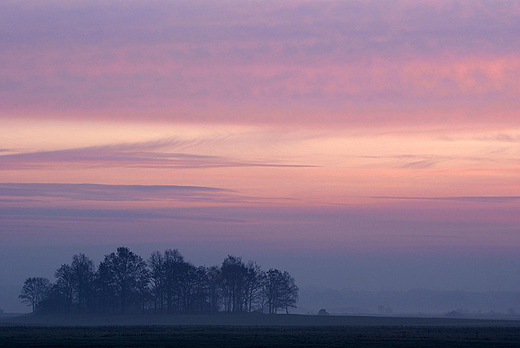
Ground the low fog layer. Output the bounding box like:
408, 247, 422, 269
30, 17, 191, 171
297, 287, 520, 317
1, 244, 518, 314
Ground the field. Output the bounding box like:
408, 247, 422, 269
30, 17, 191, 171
1, 314, 520, 347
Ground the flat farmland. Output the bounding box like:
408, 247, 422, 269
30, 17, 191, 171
1, 315, 520, 348
1, 325, 520, 348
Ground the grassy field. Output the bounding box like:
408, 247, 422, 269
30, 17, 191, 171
1, 325, 520, 347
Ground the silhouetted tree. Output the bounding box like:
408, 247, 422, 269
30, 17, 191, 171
148, 251, 166, 313
98, 247, 149, 314
19, 247, 298, 316
96, 260, 117, 314
54, 264, 75, 312
36, 284, 74, 314
71, 253, 96, 313
191, 266, 211, 313
206, 265, 222, 312
177, 261, 198, 313
262, 269, 298, 314
263, 269, 282, 314
19, 277, 51, 312
46, 254, 97, 314
244, 261, 263, 313
221, 255, 248, 312
163, 249, 185, 313
279, 271, 298, 314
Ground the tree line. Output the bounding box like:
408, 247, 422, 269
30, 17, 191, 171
19, 247, 298, 315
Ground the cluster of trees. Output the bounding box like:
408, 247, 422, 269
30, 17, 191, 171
19, 247, 298, 315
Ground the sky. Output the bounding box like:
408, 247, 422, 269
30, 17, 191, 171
1, 0, 519, 312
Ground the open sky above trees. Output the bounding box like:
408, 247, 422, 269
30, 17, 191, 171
0, 0, 519, 312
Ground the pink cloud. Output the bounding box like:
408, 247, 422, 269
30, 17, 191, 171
0, 140, 314, 171
1, 0, 519, 129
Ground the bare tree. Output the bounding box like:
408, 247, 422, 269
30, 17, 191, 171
244, 261, 263, 313
279, 271, 298, 314
19, 247, 298, 316
148, 251, 166, 313
262, 269, 298, 314
19, 277, 51, 312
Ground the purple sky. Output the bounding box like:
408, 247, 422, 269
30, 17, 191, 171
0, 0, 519, 312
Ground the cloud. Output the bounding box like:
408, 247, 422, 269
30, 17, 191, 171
373, 196, 520, 203
0, 183, 233, 203
473, 133, 520, 143
0, 198, 45, 203
358, 151, 514, 170
0, 206, 244, 223
398, 160, 437, 169
359, 154, 449, 169
0, 139, 315, 170
0, 0, 519, 128
3, 1, 518, 54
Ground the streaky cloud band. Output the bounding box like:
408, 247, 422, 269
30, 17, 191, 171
0, 183, 232, 202
0, 141, 316, 170
372, 196, 520, 203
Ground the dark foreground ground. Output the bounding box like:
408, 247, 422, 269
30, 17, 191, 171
1, 315, 520, 347
1, 325, 520, 348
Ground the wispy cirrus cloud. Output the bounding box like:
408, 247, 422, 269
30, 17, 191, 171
358, 151, 517, 170
373, 196, 520, 203
472, 133, 520, 143
358, 154, 449, 170
436, 132, 520, 143
0, 139, 314, 170
0, 183, 233, 203
397, 160, 437, 169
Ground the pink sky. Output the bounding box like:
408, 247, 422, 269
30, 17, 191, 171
0, 1, 519, 307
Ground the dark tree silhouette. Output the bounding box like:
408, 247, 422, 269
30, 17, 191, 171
263, 269, 283, 314
71, 253, 96, 313
206, 265, 221, 312
177, 261, 198, 313
98, 247, 149, 314
262, 269, 299, 314
244, 261, 263, 313
19, 277, 51, 312
221, 255, 248, 312
279, 270, 298, 314
97, 260, 117, 314
19, 246, 298, 316
191, 266, 211, 313
163, 248, 185, 313
54, 264, 75, 312
46, 254, 97, 314
148, 251, 166, 313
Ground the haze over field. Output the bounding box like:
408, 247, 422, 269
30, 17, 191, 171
0, 0, 519, 313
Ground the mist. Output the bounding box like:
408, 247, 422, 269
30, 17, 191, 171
1, 242, 518, 315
